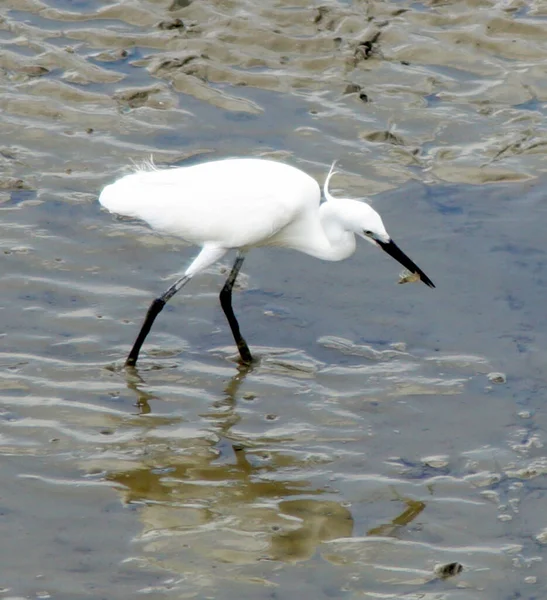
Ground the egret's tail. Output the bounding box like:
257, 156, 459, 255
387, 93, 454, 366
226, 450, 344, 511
99, 161, 158, 216
98, 177, 140, 217
98, 181, 123, 214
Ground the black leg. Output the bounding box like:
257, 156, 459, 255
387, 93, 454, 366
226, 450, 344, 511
219, 254, 253, 364
125, 275, 190, 367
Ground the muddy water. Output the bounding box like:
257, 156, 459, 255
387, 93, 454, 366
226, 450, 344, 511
2, 0, 547, 598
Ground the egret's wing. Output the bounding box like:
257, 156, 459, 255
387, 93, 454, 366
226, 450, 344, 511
99, 159, 320, 248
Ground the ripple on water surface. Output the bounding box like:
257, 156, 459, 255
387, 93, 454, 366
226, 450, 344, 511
2, 0, 547, 598
0, 335, 528, 597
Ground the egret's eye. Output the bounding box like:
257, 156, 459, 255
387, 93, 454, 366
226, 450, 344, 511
364, 230, 374, 237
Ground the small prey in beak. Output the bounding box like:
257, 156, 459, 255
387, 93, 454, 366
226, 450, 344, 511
377, 239, 435, 288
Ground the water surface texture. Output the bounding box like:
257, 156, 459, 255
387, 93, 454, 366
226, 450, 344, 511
1, 0, 547, 598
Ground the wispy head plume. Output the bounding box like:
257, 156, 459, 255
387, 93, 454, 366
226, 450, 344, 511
323, 160, 339, 202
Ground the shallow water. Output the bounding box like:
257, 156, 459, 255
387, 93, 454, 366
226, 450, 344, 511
2, 0, 547, 598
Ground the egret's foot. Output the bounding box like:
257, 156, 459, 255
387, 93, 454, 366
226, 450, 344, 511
237, 340, 254, 365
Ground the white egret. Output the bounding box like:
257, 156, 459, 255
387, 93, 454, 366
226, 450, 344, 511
99, 158, 434, 366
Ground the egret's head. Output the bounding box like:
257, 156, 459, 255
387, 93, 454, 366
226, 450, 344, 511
348, 200, 434, 288
335, 198, 391, 245
323, 163, 434, 288
322, 162, 389, 243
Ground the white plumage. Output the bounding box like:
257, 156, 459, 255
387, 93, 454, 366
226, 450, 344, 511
99, 157, 434, 366
100, 159, 321, 251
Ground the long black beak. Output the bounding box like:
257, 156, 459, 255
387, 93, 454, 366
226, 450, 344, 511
377, 239, 435, 288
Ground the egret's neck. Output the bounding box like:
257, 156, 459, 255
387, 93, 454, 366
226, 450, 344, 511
303, 202, 356, 261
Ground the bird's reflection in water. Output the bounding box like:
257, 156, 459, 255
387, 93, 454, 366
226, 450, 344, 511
124, 366, 155, 415
102, 363, 424, 573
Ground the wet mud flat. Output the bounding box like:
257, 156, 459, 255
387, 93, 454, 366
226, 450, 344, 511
2, 0, 547, 598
